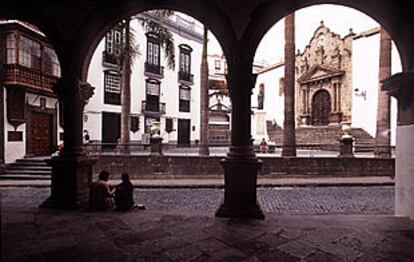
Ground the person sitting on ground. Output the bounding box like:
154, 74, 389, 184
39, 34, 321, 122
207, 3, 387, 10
114, 173, 135, 211
89, 170, 115, 210
260, 138, 268, 153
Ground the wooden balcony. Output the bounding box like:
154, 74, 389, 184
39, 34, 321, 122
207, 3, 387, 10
4, 64, 58, 92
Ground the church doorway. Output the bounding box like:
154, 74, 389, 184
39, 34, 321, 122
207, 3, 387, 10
311, 90, 331, 126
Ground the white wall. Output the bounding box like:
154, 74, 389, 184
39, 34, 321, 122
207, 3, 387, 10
4, 88, 62, 163
352, 34, 401, 145
85, 16, 203, 144
396, 124, 414, 219
251, 65, 284, 142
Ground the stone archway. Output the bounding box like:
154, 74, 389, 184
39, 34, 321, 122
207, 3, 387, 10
311, 89, 331, 126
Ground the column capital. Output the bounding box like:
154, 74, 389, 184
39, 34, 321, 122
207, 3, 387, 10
382, 72, 414, 125
225, 72, 257, 97
382, 72, 414, 110
53, 77, 95, 106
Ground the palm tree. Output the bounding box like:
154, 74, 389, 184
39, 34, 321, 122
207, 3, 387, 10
282, 12, 297, 157
199, 25, 210, 155
118, 10, 176, 153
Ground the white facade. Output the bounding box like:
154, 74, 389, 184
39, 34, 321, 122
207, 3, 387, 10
85, 13, 203, 145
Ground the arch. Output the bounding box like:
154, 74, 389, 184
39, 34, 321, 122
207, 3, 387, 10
311, 89, 331, 125
74, 1, 237, 82
243, 1, 410, 72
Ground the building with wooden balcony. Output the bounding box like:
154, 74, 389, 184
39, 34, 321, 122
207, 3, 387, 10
0, 20, 63, 164
84, 12, 203, 147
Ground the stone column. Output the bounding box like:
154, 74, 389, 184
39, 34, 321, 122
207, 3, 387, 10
282, 13, 297, 156
41, 77, 97, 209
374, 28, 392, 157
382, 72, 414, 219
0, 28, 5, 170
120, 19, 131, 154
199, 25, 210, 156
215, 70, 264, 219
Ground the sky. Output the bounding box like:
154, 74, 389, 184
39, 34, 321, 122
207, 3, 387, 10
207, 4, 382, 65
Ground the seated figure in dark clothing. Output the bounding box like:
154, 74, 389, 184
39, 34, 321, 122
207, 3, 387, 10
115, 173, 135, 211
89, 170, 115, 210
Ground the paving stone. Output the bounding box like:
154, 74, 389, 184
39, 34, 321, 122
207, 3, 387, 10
276, 240, 316, 259
194, 237, 229, 253
304, 250, 339, 262
256, 248, 300, 261
209, 247, 247, 261
165, 244, 204, 261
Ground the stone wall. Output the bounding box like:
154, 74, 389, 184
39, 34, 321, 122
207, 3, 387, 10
94, 155, 394, 179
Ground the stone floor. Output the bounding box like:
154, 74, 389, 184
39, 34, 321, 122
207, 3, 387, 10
2, 188, 414, 261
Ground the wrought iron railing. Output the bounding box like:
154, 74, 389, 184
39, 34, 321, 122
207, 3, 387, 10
178, 71, 194, 85
141, 100, 166, 115
144, 62, 164, 78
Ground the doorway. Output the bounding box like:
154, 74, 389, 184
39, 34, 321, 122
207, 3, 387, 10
311, 90, 331, 126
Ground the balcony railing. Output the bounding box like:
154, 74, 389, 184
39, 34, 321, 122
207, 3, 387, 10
144, 62, 164, 79
102, 51, 121, 66
4, 64, 59, 91
142, 100, 166, 115
178, 71, 194, 85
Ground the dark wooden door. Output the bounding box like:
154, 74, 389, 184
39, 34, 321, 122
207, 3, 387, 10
177, 119, 190, 146
30, 112, 53, 156
311, 90, 331, 126
102, 112, 121, 149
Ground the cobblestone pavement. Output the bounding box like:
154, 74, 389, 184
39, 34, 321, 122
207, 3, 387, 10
0, 186, 394, 215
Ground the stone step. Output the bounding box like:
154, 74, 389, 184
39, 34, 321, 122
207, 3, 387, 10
0, 174, 51, 180
15, 159, 49, 166
8, 165, 52, 171
2, 170, 51, 176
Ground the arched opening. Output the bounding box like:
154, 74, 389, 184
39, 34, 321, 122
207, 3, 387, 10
311, 89, 331, 126
83, 9, 229, 178
251, 4, 400, 215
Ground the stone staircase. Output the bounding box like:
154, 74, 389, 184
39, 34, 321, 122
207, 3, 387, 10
1, 157, 51, 180
268, 126, 375, 152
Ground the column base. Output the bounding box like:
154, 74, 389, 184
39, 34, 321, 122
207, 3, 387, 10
374, 145, 391, 157
198, 144, 210, 156
40, 155, 97, 209
150, 137, 163, 155
215, 157, 264, 220
339, 136, 354, 158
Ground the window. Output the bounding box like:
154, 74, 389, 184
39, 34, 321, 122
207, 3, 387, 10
44, 46, 61, 77
179, 45, 192, 73
145, 79, 160, 112
179, 86, 191, 112
6, 32, 16, 64
279, 77, 285, 96
258, 84, 265, 110
18, 35, 41, 70
104, 71, 121, 105
146, 33, 160, 66
105, 29, 122, 56
215, 60, 221, 70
